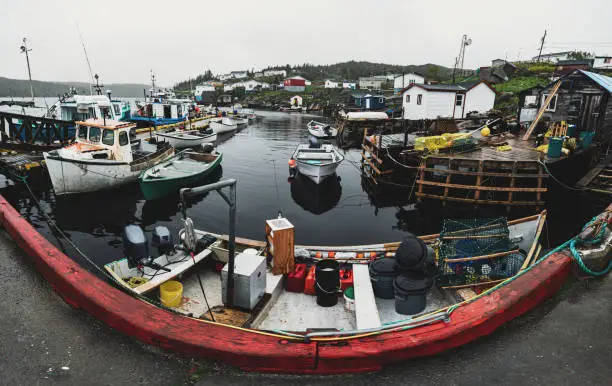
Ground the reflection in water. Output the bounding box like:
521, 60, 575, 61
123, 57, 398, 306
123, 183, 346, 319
290, 173, 342, 214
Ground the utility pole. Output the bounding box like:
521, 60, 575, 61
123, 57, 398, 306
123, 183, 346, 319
20, 38, 34, 102
537, 30, 547, 62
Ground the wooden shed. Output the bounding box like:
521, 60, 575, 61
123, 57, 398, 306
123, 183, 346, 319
518, 70, 612, 143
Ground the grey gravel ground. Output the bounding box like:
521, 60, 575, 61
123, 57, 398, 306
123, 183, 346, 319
0, 230, 610, 386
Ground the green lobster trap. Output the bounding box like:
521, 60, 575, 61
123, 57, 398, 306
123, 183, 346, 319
436, 217, 526, 288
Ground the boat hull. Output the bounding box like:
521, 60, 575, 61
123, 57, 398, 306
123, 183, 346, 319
308, 127, 338, 138
156, 132, 217, 149
139, 153, 223, 200
296, 160, 340, 184
0, 195, 577, 374
210, 121, 238, 134
44, 147, 174, 195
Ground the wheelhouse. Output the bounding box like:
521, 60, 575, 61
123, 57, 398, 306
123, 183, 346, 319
74, 119, 136, 162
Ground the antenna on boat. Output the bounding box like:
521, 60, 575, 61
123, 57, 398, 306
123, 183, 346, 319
76, 23, 95, 95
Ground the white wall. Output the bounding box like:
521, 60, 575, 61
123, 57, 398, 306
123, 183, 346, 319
325, 80, 339, 88
402, 87, 427, 119
463, 83, 495, 117
394, 73, 425, 90
594, 57, 612, 69
428, 92, 456, 119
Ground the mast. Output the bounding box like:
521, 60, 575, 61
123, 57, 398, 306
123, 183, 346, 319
19, 38, 35, 102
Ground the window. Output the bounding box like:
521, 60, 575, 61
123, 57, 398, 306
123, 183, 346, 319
605, 58, 612, 64
409, 79, 415, 85
101, 129, 115, 146
543, 94, 558, 112
119, 131, 129, 146
78, 126, 87, 140
455, 94, 464, 106
379, 98, 384, 104
524, 95, 537, 107
417, 94, 423, 105
113, 104, 121, 115
405, 95, 410, 103
89, 126, 100, 142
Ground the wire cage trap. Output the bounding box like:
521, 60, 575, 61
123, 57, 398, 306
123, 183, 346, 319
436, 217, 526, 287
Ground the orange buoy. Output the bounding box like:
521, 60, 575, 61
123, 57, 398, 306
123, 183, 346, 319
328, 251, 336, 258
288, 159, 297, 168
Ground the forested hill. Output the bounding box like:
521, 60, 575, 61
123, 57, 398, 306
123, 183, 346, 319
0, 77, 150, 97
174, 61, 455, 90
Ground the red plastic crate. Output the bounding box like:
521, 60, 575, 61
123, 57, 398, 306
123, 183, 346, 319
285, 263, 307, 293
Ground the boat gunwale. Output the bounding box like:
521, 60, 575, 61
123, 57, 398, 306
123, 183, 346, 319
139, 151, 223, 182
0, 198, 578, 373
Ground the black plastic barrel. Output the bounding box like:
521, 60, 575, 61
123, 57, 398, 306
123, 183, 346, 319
315, 259, 340, 307
369, 258, 398, 299
394, 273, 433, 315
395, 235, 428, 272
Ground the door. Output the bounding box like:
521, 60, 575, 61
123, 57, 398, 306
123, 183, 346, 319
579, 94, 602, 132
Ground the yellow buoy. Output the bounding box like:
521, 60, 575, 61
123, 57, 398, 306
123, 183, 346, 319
481, 127, 491, 137
160, 280, 183, 308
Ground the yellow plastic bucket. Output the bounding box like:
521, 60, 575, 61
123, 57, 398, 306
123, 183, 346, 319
160, 280, 183, 308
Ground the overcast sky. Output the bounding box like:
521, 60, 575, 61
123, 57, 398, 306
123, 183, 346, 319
1, 0, 611, 86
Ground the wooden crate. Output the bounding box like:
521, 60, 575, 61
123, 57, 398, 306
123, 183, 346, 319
265, 218, 295, 275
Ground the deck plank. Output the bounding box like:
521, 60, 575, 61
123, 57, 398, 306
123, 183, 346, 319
353, 264, 381, 330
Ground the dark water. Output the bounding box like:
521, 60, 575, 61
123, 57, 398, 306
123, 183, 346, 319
0, 111, 608, 269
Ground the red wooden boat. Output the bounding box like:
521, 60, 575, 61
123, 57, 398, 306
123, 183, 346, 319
0, 194, 609, 374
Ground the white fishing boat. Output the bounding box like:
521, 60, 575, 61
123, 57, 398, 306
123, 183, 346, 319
307, 120, 338, 138
156, 128, 217, 149
289, 143, 344, 184
209, 117, 238, 134
43, 119, 174, 195
233, 117, 249, 129
239, 108, 257, 123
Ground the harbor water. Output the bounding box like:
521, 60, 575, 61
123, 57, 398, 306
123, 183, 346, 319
0, 109, 608, 271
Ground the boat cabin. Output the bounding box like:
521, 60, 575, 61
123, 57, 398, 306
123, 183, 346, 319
56, 95, 129, 122
73, 119, 136, 162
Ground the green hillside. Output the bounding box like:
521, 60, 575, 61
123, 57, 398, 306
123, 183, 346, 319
0, 77, 151, 97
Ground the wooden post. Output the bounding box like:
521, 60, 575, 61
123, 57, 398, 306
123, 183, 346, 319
265, 218, 295, 275
474, 160, 483, 201
443, 158, 453, 200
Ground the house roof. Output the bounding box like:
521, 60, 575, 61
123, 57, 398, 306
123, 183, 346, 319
557, 59, 593, 66
399, 80, 497, 95
595, 55, 612, 58
579, 70, 612, 94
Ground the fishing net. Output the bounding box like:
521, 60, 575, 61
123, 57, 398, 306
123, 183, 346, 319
436, 217, 525, 287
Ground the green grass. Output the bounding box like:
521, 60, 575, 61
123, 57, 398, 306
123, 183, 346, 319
494, 76, 549, 94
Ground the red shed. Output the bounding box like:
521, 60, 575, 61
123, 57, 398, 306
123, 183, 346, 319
284, 78, 306, 87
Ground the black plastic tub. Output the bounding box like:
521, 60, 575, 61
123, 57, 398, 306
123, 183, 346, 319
369, 258, 398, 299
315, 259, 340, 307
395, 235, 429, 273
394, 273, 433, 315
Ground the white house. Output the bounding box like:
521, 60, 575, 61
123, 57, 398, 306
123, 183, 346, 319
223, 84, 234, 92
229, 80, 270, 92
253, 71, 264, 78
194, 84, 215, 95
231, 71, 248, 79
343, 82, 357, 89
401, 81, 496, 120
358, 76, 387, 89
219, 73, 232, 81
393, 73, 425, 93
531, 51, 572, 62
325, 80, 340, 88
290, 95, 303, 108
594, 56, 612, 70
264, 69, 287, 77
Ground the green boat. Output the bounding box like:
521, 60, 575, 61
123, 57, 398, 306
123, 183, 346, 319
139, 150, 223, 200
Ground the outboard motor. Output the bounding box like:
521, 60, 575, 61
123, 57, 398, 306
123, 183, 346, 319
323, 125, 332, 135
152, 226, 174, 256
200, 143, 215, 154
123, 225, 170, 272
123, 225, 149, 268
309, 136, 321, 149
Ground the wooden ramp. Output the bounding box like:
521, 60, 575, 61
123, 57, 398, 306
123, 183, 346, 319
576, 153, 612, 195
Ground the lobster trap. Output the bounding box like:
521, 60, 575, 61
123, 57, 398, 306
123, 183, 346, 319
436, 217, 525, 288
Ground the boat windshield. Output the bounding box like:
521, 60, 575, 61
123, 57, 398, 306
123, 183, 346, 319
119, 131, 129, 146
89, 127, 101, 142
101, 129, 115, 146
78, 126, 87, 140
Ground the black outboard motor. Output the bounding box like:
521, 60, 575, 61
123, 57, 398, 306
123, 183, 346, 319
152, 226, 174, 256
309, 136, 321, 148
123, 225, 170, 272
123, 225, 149, 268
200, 143, 215, 154
323, 125, 332, 135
